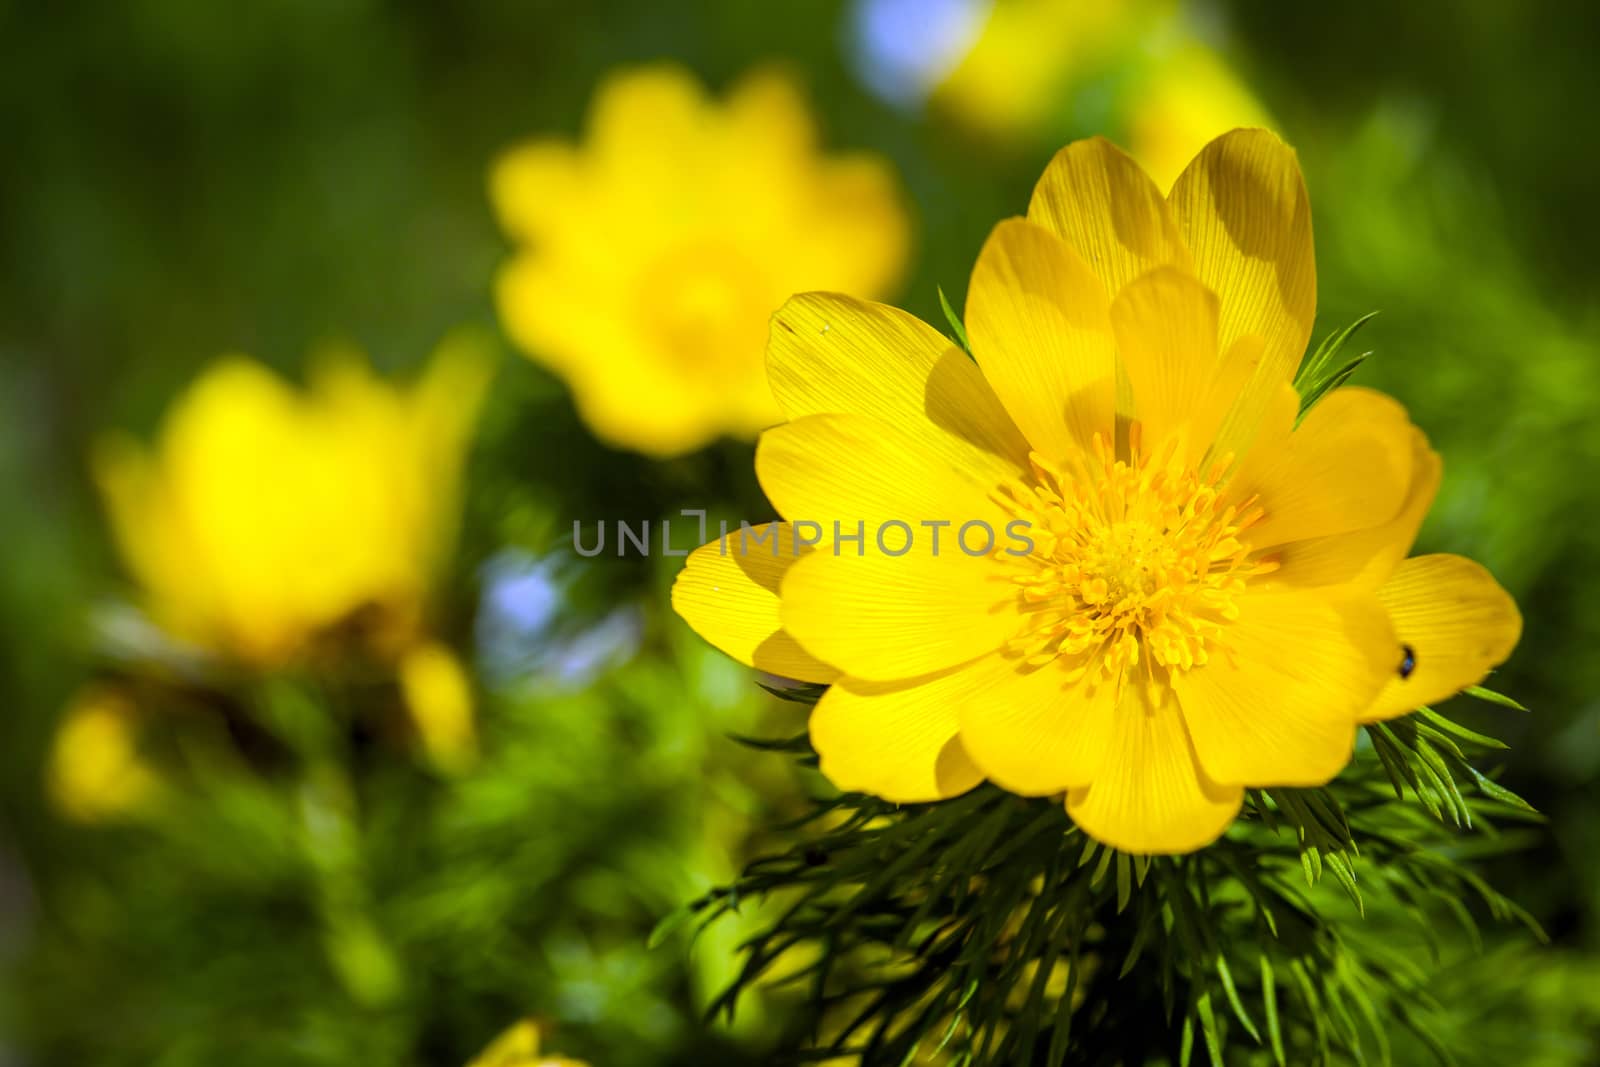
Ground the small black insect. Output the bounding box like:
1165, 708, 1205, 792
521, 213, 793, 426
1398, 643, 1417, 679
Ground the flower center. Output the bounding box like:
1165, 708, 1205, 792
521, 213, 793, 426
1000, 428, 1275, 690
636, 241, 772, 378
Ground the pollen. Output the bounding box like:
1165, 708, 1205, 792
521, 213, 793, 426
998, 427, 1276, 692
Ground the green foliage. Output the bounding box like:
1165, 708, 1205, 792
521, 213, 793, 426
6, 640, 792, 1067
1293, 312, 1378, 418
673, 690, 1558, 1066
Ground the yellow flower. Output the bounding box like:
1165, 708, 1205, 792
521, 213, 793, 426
47, 686, 161, 822
94, 336, 490, 668
1119, 44, 1272, 193
928, 0, 1270, 191
934, 0, 1152, 138
466, 1019, 588, 1067
491, 64, 911, 457
673, 130, 1521, 854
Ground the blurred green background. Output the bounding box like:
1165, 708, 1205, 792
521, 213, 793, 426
2, 1, 1599, 1064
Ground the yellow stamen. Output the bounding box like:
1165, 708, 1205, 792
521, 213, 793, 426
997, 425, 1266, 693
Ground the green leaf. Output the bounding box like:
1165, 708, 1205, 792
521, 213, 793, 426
1215, 955, 1262, 1044
1290, 960, 1330, 1062
646, 903, 694, 950
1341, 967, 1393, 1067
1046, 939, 1081, 1067
755, 682, 829, 706
938, 285, 972, 355
1367, 723, 1416, 798
1414, 706, 1509, 749
1090, 841, 1114, 888
1261, 955, 1286, 1067
1115, 851, 1133, 914
1463, 764, 1540, 814
1195, 991, 1226, 1067
1297, 310, 1378, 383
1464, 684, 1529, 711
1414, 737, 1471, 828
1294, 311, 1378, 417
1118, 899, 1160, 978
726, 729, 814, 752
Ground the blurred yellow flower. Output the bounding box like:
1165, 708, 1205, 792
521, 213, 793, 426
94, 336, 490, 668
491, 64, 911, 457
934, 0, 1152, 138
92, 336, 490, 770
400, 639, 478, 774
929, 0, 1270, 189
467, 1019, 588, 1067
1121, 44, 1272, 192
47, 686, 161, 822
674, 129, 1521, 854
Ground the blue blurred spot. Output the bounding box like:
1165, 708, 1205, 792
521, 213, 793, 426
847, 0, 988, 108
483, 552, 562, 636
477, 550, 640, 689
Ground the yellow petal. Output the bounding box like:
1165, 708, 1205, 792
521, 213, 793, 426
400, 642, 478, 775
126, 356, 315, 662
1364, 554, 1522, 721
489, 142, 583, 244
468, 1019, 543, 1066
1234, 387, 1414, 549
565, 361, 726, 458
48, 687, 161, 823
1109, 265, 1221, 457
756, 413, 1010, 535
804, 156, 913, 299
780, 547, 1018, 683
810, 669, 988, 802
467, 1018, 592, 1067
1123, 45, 1274, 194
1268, 428, 1441, 590
955, 655, 1118, 794
410, 331, 496, 567
587, 63, 710, 194
1027, 137, 1192, 300
1066, 682, 1243, 855
495, 256, 725, 457
1172, 591, 1394, 787
965, 218, 1117, 459
933, 0, 1128, 139
671, 523, 839, 684
725, 68, 818, 159
767, 293, 1030, 484
92, 432, 207, 643
724, 72, 910, 299
1168, 129, 1316, 414
1195, 332, 1273, 461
